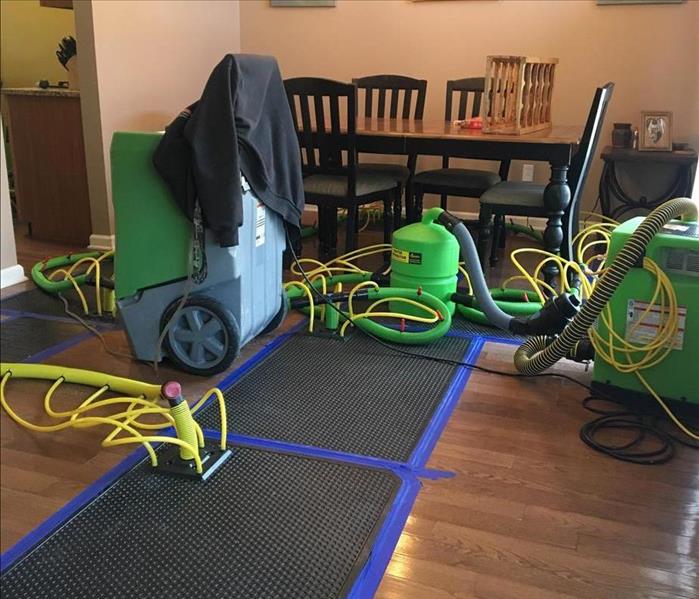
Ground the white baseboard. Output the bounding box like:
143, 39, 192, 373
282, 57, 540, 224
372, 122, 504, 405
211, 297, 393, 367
0, 264, 27, 289
302, 205, 546, 230
88, 233, 115, 251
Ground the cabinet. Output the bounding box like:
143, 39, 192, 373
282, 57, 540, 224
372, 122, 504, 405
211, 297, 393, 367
2, 88, 91, 246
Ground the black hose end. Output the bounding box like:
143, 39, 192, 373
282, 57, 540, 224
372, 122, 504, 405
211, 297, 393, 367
510, 292, 581, 336
436, 210, 462, 232
451, 291, 475, 307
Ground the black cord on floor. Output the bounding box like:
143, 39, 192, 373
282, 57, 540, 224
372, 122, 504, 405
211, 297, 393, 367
579, 395, 699, 465
285, 227, 698, 464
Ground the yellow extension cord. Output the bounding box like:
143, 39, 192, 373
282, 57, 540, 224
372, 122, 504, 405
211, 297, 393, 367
507, 218, 696, 441
0, 366, 230, 473
285, 244, 446, 336
48, 251, 115, 317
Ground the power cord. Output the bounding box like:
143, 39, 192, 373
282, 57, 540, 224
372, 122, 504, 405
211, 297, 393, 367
286, 227, 698, 463
579, 395, 698, 465
285, 227, 593, 391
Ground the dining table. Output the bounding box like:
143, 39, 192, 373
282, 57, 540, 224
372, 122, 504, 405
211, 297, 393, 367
355, 118, 582, 267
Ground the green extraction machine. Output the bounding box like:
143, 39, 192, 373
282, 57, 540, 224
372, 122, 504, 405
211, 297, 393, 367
592, 216, 699, 407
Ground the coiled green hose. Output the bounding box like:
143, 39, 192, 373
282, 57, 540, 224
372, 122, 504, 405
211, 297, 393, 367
514, 197, 697, 375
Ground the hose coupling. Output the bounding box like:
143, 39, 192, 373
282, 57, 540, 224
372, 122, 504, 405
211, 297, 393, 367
510, 292, 581, 336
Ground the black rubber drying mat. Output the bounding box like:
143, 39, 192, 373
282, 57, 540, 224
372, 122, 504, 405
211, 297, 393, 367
0, 445, 400, 599
196, 332, 470, 461
0, 317, 86, 362
1, 287, 111, 323
450, 313, 525, 341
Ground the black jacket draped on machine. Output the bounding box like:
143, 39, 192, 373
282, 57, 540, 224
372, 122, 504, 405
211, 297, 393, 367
153, 54, 304, 247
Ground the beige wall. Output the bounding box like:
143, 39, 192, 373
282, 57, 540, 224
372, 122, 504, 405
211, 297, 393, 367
78, 0, 241, 241
0, 0, 76, 88
240, 0, 699, 213
1, 121, 21, 279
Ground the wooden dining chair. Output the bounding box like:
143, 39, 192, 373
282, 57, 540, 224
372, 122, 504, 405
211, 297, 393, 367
412, 77, 509, 222
352, 74, 427, 227
477, 82, 615, 269
284, 77, 401, 261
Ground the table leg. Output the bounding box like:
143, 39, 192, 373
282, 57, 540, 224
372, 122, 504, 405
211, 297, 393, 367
543, 164, 571, 284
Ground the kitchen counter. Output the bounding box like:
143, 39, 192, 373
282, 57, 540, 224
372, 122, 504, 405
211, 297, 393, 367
1, 86, 79, 98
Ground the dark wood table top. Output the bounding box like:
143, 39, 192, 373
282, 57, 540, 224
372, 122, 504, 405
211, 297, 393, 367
356, 118, 582, 145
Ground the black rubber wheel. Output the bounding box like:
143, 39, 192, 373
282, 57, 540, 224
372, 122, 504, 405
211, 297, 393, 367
161, 295, 240, 376
260, 291, 288, 335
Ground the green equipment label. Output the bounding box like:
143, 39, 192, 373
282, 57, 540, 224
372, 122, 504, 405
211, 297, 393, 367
392, 248, 422, 264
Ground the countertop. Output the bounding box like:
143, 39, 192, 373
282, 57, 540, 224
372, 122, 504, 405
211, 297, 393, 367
1, 87, 79, 98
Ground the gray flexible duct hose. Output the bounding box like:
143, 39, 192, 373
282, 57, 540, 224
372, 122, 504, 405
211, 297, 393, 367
451, 222, 514, 331
514, 197, 697, 375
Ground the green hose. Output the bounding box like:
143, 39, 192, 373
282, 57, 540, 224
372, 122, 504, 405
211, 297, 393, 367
456, 288, 542, 326
31, 252, 103, 293
514, 198, 697, 375
351, 287, 451, 345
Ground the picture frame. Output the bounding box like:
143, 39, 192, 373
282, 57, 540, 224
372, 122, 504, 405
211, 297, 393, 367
639, 111, 673, 152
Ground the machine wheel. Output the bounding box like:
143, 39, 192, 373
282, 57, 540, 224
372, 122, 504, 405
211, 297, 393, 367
161, 296, 240, 376
260, 291, 288, 335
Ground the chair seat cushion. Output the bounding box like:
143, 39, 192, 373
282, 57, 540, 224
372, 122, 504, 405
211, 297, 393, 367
479, 181, 546, 207
413, 168, 501, 190
303, 173, 398, 198
358, 162, 411, 183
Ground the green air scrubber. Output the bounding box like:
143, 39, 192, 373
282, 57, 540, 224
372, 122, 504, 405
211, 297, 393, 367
593, 216, 699, 405
390, 207, 460, 317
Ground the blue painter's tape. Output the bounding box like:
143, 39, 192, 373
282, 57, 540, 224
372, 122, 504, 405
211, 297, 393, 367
206, 430, 413, 473
0, 447, 149, 574
407, 336, 486, 470
347, 469, 421, 599
478, 334, 523, 346
24, 331, 97, 364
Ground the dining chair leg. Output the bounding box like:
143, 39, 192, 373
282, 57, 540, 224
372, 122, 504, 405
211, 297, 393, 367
345, 205, 358, 253
440, 193, 448, 211
383, 193, 395, 244
490, 214, 504, 266
317, 205, 331, 262
477, 205, 493, 270
393, 184, 403, 230
413, 187, 424, 223
498, 215, 507, 249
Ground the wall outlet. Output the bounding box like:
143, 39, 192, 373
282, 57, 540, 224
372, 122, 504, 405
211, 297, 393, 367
521, 163, 535, 182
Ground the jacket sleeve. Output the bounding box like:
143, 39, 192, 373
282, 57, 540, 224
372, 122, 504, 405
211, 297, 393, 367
184, 55, 242, 247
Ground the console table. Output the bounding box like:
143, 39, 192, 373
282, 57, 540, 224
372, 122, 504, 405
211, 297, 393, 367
599, 146, 697, 220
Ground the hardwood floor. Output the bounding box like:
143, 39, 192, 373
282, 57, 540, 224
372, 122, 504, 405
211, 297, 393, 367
2, 222, 697, 598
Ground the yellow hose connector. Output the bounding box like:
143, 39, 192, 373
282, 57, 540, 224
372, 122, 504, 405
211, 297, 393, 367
161, 381, 200, 461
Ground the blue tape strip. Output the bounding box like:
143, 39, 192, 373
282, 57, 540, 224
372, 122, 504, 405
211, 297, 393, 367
407, 336, 486, 469
347, 468, 421, 599
0, 447, 149, 573
24, 331, 97, 364
477, 334, 523, 346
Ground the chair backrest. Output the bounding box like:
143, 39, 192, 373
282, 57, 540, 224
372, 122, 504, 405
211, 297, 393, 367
444, 77, 485, 121
284, 77, 357, 193
566, 82, 614, 240
352, 74, 427, 120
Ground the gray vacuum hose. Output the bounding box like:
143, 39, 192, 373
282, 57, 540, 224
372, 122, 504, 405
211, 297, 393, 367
451, 222, 514, 331
514, 197, 697, 375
